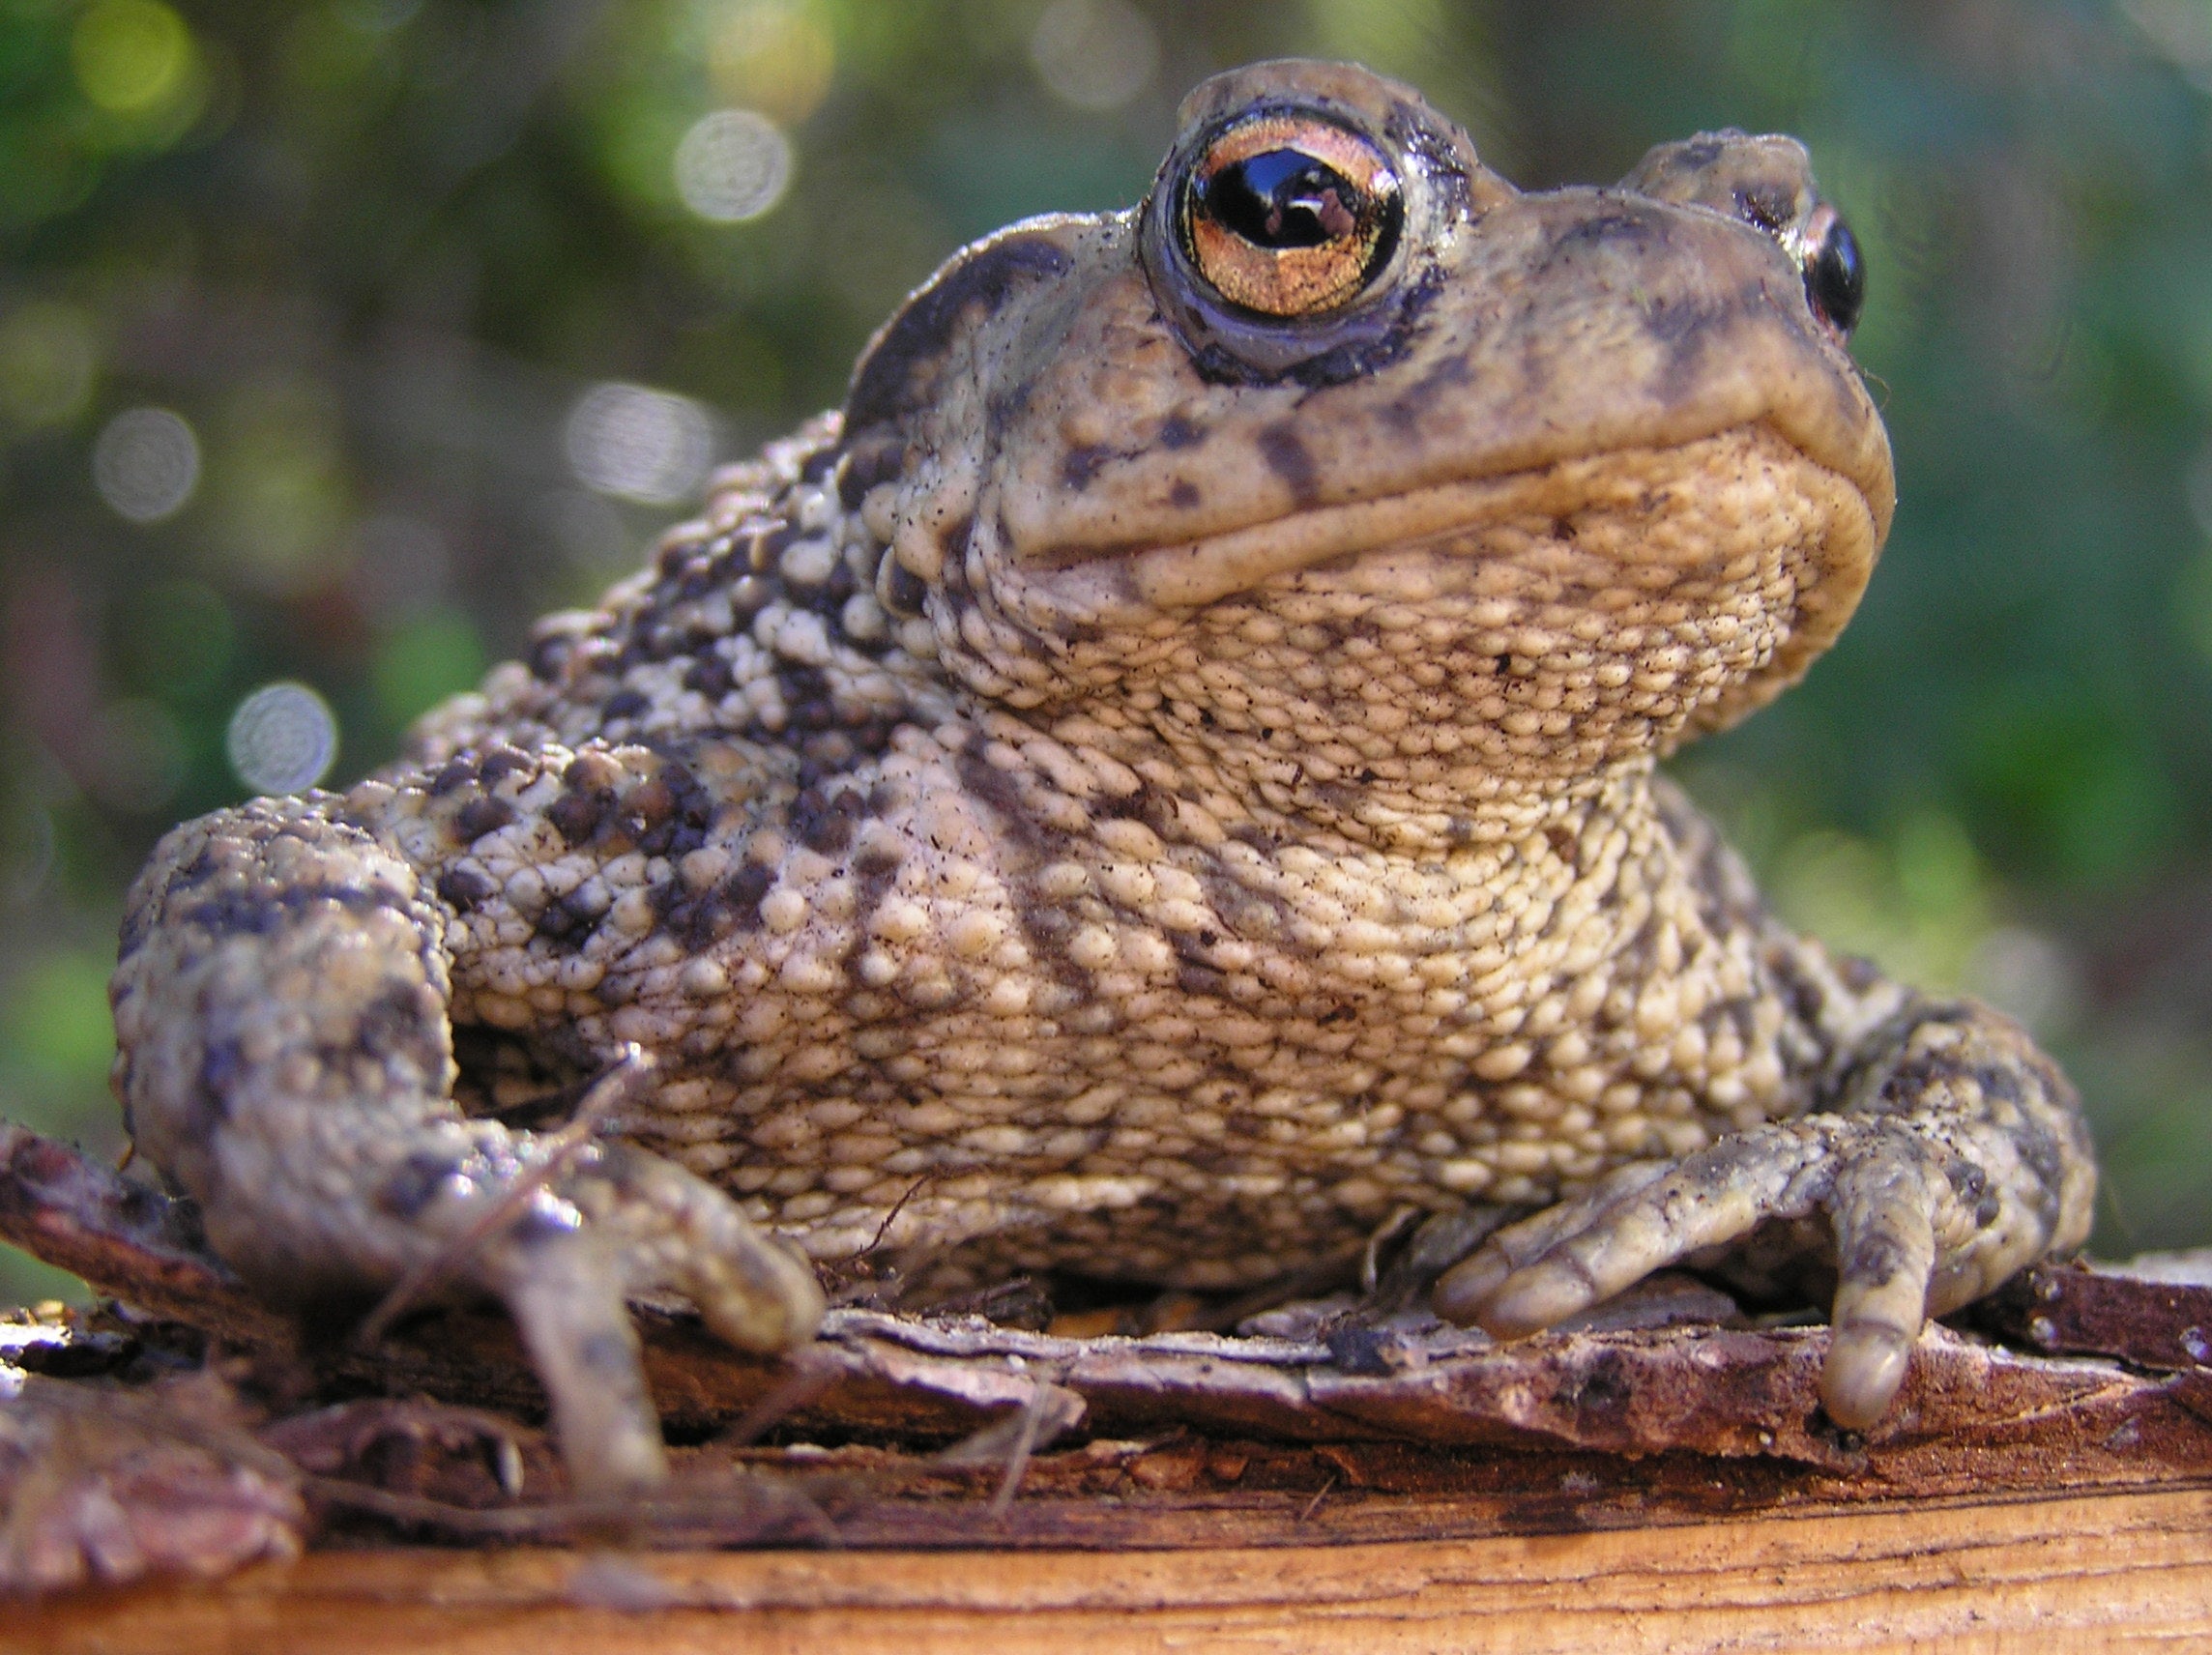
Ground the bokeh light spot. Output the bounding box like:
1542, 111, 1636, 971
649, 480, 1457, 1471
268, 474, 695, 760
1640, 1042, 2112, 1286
1030, 0, 1159, 112
565, 382, 715, 505
93, 407, 199, 522
0, 303, 99, 428
72, 0, 193, 115
674, 108, 794, 223
226, 682, 338, 795
709, 3, 834, 126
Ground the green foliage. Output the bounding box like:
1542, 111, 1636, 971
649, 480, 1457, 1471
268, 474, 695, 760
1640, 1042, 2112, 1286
1, 0, 2209, 1280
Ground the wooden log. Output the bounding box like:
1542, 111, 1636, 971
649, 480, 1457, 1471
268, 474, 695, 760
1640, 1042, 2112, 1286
9, 1124, 2212, 1649
12, 1486, 2212, 1653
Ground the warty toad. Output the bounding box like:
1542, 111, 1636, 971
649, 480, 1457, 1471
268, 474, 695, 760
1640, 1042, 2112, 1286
109, 60, 2096, 1495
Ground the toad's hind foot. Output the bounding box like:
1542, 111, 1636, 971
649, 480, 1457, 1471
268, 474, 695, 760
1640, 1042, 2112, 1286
1432, 1003, 2096, 1428
110, 800, 824, 1497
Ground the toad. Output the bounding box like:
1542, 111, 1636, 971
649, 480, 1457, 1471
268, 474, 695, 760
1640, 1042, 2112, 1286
108, 60, 2095, 1495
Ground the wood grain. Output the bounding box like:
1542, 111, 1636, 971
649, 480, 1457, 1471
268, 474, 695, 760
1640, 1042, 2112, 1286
11, 1126, 2212, 1648
14, 1486, 2212, 1654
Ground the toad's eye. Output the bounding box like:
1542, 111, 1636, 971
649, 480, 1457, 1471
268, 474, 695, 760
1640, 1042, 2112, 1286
1181, 115, 1404, 318
1799, 202, 1865, 337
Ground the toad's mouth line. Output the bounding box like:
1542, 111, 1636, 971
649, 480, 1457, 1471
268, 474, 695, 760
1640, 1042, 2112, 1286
1016, 422, 1868, 615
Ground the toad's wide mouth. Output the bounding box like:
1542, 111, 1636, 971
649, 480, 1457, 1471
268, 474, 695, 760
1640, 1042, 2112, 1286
1024, 423, 1874, 609
1010, 421, 1884, 736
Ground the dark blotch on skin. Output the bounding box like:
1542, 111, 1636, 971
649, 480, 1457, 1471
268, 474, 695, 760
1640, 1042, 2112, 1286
190, 1038, 242, 1133
534, 897, 598, 950
722, 863, 774, 931
1177, 962, 1228, 999
1158, 414, 1204, 450
1169, 479, 1202, 509
853, 840, 902, 878
1842, 1228, 1906, 1290
436, 866, 496, 913
377, 1150, 460, 1220
565, 753, 623, 793
1975, 1065, 2024, 1106
527, 634, 573, 683
845, 233, 1074, 430
955, 745, 1048, 862
186, 882, 416, 942
1557, 209, 1657, 254
624, 778, 677, 830
1642, 292, 1728, 348
1256, 422, 1320, 506
478, 746, 532, 787
356, 981, 443, 1076
548, 790, 608, 846
684, 654, 734, 700
455, 797, 517, 843
836, 433, 906, 509
793, 785, 864, 856
882, 557, 929, 617
780, 663, 837, 733
1062, 446, 1110, 492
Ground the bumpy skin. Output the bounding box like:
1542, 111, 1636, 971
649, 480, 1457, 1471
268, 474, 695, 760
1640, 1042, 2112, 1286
110, 62, 2095, 1490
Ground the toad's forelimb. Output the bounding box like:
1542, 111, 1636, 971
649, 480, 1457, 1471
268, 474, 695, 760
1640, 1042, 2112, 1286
1434, 998, 2097, 1426
108, 799, 824, 1495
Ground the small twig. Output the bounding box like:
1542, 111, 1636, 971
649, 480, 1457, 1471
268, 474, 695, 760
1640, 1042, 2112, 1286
863, 1175, 932, 1258
1362, 1205, 1422, 1295
988, 1378, 1053, 1519
355, 1045, 653, 1349
300, 1471, 841, 1547
1298, 1468, 1340, 1524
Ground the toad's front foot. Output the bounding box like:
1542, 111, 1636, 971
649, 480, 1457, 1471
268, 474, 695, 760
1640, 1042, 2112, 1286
110, 801, 824, 1497
1433, 1004, 2097, 1427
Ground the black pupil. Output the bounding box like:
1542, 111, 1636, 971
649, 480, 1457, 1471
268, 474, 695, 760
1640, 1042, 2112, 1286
1808, 217, 1866, 334
1199, 149, 1362, 249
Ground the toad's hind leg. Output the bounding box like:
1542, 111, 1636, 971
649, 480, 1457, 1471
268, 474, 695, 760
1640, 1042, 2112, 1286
1434, 1002, 2097, 1428
108, 799, 824, 1495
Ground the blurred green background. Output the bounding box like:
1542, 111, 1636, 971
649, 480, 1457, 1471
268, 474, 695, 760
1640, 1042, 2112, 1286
3, 0, 2210, 1303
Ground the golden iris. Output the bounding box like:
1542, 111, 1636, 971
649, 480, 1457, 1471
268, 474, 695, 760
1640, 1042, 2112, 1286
1180, 115, 1404, 318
